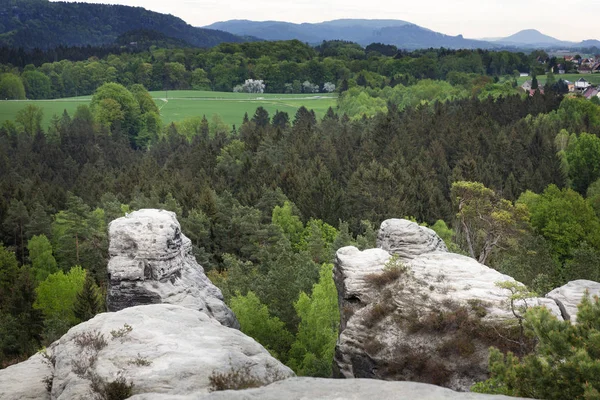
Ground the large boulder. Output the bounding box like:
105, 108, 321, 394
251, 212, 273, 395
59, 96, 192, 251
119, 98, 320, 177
0, 304, 293, 400
334, 219, 561, 391
131, 378, 532, 400
107, 209, 238, 329
546, 279, 600, 322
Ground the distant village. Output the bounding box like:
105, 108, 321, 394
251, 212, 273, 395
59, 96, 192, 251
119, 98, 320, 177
520, 54, 600, 100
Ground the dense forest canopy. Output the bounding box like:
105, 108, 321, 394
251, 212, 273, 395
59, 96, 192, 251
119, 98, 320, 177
2, 35, 600, 398
0, 0, 246, 49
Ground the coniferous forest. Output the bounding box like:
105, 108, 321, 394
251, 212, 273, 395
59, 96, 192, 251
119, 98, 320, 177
2, 34, 600, 398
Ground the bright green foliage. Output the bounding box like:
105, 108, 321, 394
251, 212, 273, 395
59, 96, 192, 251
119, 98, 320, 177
21, 71, 52, 99
272, 201, 304, 249
34, 265, 86, 326
27, 235, 58, 283
91, 82, 141, 143
229, 291, 293, 360
0, 73, 25, 100
565, 132, 600, 194
518, 185, 600, 261
430, 219, 461, 253
15, 104, 43, 135
338, 80, 467, 119
288, 263, 339, 377
451, 181, 529, 265
298, 219, 338, 264
51, 194, 107, 280
558, 96, 600, 132
473, 294, 600, 399
191, 68, 211, 90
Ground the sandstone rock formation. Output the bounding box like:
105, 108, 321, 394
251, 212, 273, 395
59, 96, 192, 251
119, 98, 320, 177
377, 218, 447, 259
333, 219, 562, 391
546, 279, 600, 322
107, 209, 239, 329
130, 378, 532, 400
0, 304, 293, 400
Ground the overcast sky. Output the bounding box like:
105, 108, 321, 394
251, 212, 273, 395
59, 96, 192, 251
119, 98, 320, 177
51, 0, 599, 42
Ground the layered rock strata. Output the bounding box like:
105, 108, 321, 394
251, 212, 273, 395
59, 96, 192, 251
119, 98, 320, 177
107, 209, 238, 329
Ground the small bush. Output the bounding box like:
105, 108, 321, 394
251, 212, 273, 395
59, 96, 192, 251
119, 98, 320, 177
90, 372, 134, 400
364, 255, 407, 288
209, 363, 265, 391
128, 354, 152, 367
363, 338, 385, 355
362, 303, 391, 328
438, 335, 476, 357
110, 324, 133, 340
42, 373, 53, 393
74, 330, 108, 351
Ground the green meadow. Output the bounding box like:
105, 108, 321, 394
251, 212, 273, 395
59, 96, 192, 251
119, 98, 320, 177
517, 73, 600, 86
0, 90, 337, 129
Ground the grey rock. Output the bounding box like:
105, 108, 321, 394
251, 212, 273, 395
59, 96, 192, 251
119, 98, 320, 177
546, 279, 600, 322
334, 219, 562, 391
130, 378, 532, 400
0, 353, 51, 400
107, 209, 238, 329
0, 304, 293, 400
377, 218, 447, 259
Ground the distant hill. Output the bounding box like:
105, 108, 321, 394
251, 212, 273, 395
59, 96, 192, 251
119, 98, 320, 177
491, 29, 590, 48
205, 19, 497, 49
580, 39, 600, 49
0, 0, 246, 49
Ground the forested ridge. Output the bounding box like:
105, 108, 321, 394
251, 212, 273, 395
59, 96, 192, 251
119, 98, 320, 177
0, 0, 245, 50
0, 40, 544, 99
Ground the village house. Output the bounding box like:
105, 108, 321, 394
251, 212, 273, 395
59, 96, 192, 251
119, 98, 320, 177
583, 87, 600, 100
575, 77, 591, 92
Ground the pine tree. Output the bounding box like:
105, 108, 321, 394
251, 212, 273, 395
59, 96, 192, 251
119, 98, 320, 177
73, 274, 101, 323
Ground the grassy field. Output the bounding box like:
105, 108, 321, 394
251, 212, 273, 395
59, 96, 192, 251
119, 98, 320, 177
0, 90, 337, 129
517, 73, 600, 86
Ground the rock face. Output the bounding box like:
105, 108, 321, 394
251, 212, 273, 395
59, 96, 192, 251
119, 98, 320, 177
377, 218, 447, 259
546, 279, 600, 322
333, 219, 562, 391
0, 304, 293, 400
130, 378, 532, 400
107, 209, 239, 329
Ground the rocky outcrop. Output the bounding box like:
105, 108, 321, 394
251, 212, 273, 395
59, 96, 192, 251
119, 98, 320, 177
131, 378, 532, 400
546, 279, 600, 322
333, 219, 562, 391
0, 304, 293, 400
107, 209, 238, 329
377, 218, 447, 259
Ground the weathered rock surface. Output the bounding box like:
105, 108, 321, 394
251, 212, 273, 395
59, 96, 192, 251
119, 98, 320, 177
130, 378, 532, 400
0, 304, 293, 400
107, 209, 238, 329
0, 353, 51, 400
546, 279, 600, 322
377, 218, 447, 259
334, 219, 562, 391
